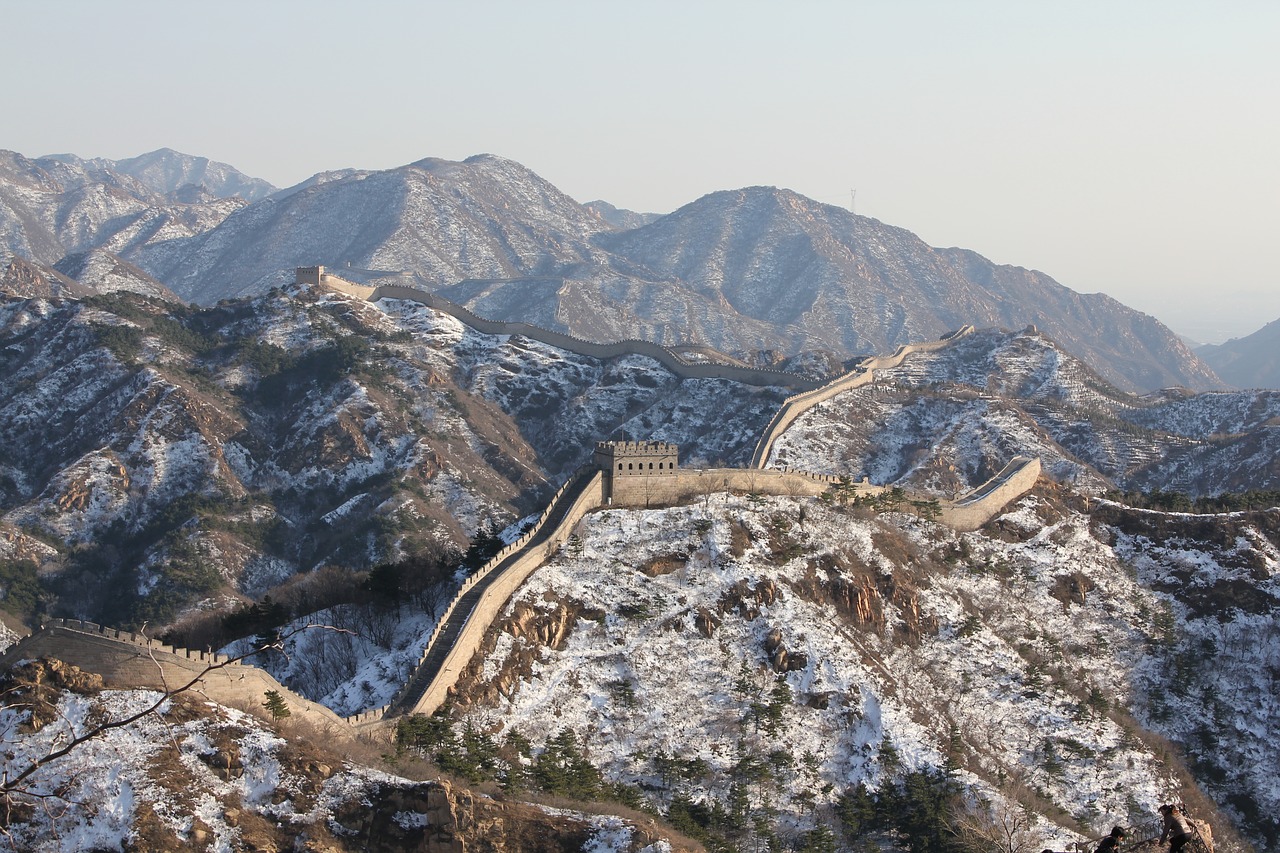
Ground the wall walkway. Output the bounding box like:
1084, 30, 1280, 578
386, 469, 606, 718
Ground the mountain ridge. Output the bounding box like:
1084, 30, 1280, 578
0, 148, 1226, 394
1197, 316, 1280, 389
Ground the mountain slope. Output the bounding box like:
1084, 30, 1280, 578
436, 487, 1276, 850
53, 248, 179, 300
43, 148, 276, 201
1197, 317, 1280, 390
0, 149, 1226, 393
769, 327, 1280, 497
0, 662, 687, 852
599, 187, 1221, 392
0, 284, 784, 627
134, 154, 611, 302
0, 149, 245, 274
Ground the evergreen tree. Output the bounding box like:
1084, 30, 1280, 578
801, 824, 838, 853
262, 690, 290, 720
835, 782, 879, 839
363, 561, 404, 607
533, 729, 602, 800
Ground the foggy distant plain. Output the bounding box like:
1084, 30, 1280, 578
5, 1, 1277, 343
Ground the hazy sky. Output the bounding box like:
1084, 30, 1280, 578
5, 1, 1277, 342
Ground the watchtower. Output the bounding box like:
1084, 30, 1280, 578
594, 440, 678, 505
295, 266, 325, 286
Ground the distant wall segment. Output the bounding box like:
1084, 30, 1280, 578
310, 272, 823, 391
749, 325, 975, 468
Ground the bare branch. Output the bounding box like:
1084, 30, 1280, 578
0, 623, 351, 808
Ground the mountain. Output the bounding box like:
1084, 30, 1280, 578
131, 154, 612, 302
0, 256, 90, 300
0, 660, 690, 851
0, 283, 1269, 633
0, 149, 245, 277
102, 154, 1219, 393
52, 248, 179, 300
597, 187, 1220, 393
585, 199, 663, 229
42, 147, 277, 201
0, 281, 1277, 849
1196, 317, 1280, 389
0, 284, 784, 627
432, 487, 1276, 852
0, 149, 1226, 392
768, 326, 1280, 497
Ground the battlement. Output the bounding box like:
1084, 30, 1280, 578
595, 440, 679, 458
595, 440, 678, 475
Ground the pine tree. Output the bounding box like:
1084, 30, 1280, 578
262, 690, 290, 720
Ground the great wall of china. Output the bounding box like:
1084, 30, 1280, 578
0, 268, 1042, 737
305, 267, 824, 391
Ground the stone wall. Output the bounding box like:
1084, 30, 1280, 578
607, 466, 883, 507
314, 275, 822, 391
936, 455, 1041, 532
403, 471, 607, 717
0, 620, 366, 734
749, 326, 975, 468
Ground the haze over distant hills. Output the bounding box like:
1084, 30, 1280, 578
41, 147, 277, 202
1197, 319, 1280, 390
0, 147, 1230, 393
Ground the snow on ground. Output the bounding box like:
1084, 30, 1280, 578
447, 491, 1275, 847
1, 684, 589, 852
222, 604, 441, 717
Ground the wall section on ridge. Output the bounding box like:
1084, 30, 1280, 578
405, 471, 606, 717
0, 621, 358, 734
749, 325, 975, 468
315, 275, 821, 390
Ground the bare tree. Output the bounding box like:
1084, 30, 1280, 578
949, 789, 1045, 853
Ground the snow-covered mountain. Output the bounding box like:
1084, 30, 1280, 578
769, 327, 1280, 497
0, 283, 1270, 630
133, 154, 613, 302
42, 147, 277, 202
0, 149, 246, 292
430, 488, 1278, 851
0, 660, 684, 851
0, 279, 1277, 850
0, 283, 784, 627
0, 148, 1224, 393
585, 199, 663, 230
52, 248, 178, 300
